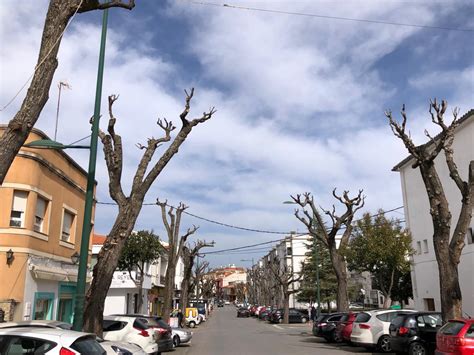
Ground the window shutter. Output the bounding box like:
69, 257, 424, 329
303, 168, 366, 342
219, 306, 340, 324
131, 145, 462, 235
12, 191, 28, 211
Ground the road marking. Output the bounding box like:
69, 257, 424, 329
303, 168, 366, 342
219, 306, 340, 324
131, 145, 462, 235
273, 325, 284, 330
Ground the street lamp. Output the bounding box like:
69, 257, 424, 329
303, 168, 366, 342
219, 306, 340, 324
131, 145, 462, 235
23, 9, 109, 331
283, 200, 321, 317
71, 251, 80, 265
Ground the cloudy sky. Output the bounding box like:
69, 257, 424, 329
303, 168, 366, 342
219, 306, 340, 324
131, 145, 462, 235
1, 0, 473, 268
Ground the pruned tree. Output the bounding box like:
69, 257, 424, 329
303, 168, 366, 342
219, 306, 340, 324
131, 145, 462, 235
117, 230, 164, 313
192, 259, 210, 300
157, 200, 198, 322
0, 0, 135, 185
268, 257, 302, 323
386, 100, 473, 320
180, 240, 214, 309
234, 282, 247, 303
199, 272, 215, 300
345, 212, 413, 308
292, 190, 365, 312
84, 89, 215, 335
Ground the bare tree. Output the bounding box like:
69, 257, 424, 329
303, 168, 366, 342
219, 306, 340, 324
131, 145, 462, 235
268, 257, 302, 324
83, 90, 215, 335
180, 241, 214, 309
0, 0, 135, 184
292, 190, 364, 312
193, 260, 210, 301
386, 100, 473, 320
157, 200, 198, 322
199, 271, 215, 300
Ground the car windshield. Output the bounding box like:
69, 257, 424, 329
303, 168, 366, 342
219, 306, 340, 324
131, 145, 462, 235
439, 321, 466, 335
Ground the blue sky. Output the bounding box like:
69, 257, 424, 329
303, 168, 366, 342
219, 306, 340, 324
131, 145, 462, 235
1, 0, 473, 268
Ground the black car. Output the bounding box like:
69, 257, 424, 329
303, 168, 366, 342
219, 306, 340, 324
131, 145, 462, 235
312, 313, 346, 342
389, 312, 442, 355
237, 307, 250, 317
269, 309, 309, 324
217, 301, 224, 307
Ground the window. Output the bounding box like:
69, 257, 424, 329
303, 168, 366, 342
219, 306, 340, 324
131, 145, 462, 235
34, 196, 48, 233
423, 239, 429, 253
286, 247, 292, 256
10, 190, 28, 227
439, 321, 466, 335
61, 209, 75, 242
1, 336, 56, 354
416, 241, 422, 255
465, 325, 474, 338
424, 298, 435, 311
467, 228, 473, 245
33, 292, 54, 320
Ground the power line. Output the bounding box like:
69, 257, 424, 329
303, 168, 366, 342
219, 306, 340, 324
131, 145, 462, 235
0, 0, 84, 112
187, 1, 474, 32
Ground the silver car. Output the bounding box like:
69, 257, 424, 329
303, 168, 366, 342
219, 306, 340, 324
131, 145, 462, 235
0, 321, 146, 355
171, 327, 192, 347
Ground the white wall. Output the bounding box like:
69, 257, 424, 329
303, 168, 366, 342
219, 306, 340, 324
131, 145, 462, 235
398, 116, 474, 315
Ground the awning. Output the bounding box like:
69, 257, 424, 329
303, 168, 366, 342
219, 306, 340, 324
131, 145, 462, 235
28, 258, 91, 283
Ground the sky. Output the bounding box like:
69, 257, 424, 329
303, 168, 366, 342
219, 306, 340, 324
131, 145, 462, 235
1, 0, 473, 268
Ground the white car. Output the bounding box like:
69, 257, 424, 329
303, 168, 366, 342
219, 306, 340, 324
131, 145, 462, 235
102, 316, 158, 355
0, 320, 146, 354
0, 327, 105, 354
171, 327, 192, 347
351, 309, 417, 352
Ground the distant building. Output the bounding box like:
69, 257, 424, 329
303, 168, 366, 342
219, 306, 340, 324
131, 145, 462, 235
0, 125, 95, 322
393, 109, 474, 314
207, 265, 247, 302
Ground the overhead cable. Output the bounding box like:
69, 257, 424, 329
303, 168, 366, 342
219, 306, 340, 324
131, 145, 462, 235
187, 1, 474, 32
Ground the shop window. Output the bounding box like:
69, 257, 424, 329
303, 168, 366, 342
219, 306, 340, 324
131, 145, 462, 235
61, 209, 76, 242
34, 196, 48, 233
10, 190, 28, 227
33, 292, 54, 320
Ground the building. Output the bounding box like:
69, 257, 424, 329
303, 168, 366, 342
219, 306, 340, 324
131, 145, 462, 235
0, 126, 95, 322
92, 235, 184, 316
207, 265, 247, 302
393, 109, 474, 314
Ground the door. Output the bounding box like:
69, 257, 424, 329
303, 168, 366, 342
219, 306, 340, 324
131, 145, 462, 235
416, 314, 442, 350
57, 283, 76, 324
33, 292, 54, 320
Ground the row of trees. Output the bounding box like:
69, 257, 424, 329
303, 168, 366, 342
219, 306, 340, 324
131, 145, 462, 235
0, 0, 471, 331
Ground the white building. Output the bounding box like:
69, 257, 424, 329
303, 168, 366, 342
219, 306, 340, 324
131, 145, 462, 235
393, 109, 474, 315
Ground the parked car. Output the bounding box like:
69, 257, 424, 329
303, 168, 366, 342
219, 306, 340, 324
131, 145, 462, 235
351, 309, 417, 352
102, 316, 159, 354
389, 312, 442, 355
258, 309, 271, 321
270, 309, 309, 324
217, 301, 224, 308
237, 307, 250, 317
224, 301, 230, 305
312, 313, 346, 342
0, 327, 105, 354
335, 312, 359, 343
171, 327, 192, 348
436, 318, 474, 355
249, 305, 258, 316
0, 320, 146, 354
119, 315, 174, 353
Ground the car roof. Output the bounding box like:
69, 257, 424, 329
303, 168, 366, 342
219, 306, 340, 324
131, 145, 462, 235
0, 320, 71, 328
363, 309, 417, 315
0, 326, 92, 339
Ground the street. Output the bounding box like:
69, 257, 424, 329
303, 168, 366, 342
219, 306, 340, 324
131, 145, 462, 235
173, 306, 389, 355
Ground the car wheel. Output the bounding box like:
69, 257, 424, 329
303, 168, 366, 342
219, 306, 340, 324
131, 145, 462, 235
377, 335, 391, 353
333, 331, 341, 343
301, 317, 307, 324
173, 335, 180, 348
188, 321, 196, 328
408, 342, 426, 355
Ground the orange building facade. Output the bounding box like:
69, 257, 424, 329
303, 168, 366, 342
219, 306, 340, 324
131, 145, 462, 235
0, 125, 95, 322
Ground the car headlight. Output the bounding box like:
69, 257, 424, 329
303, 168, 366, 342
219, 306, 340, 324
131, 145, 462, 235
111, 346, 133, 355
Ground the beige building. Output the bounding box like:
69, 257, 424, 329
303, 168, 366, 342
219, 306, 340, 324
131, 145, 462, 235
0, 125, 95, 322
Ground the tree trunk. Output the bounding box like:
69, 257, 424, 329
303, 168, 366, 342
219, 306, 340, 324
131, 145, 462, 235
420, 163, 462, 320
163, 262, 177, 323
382, 269, 395, 309
180, 260, 193, 311
83, 204, 141, 335
283, 289, 290, 324
329, 247, 349, 312
0, 0, 72, 184
136, 261, 144, 313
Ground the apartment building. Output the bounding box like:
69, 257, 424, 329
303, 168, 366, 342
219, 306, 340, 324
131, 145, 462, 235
0, 125, 94, 322
393, 109, 474, 315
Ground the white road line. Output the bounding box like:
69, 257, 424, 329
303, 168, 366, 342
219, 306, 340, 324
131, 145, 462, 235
273, 324, 284, 330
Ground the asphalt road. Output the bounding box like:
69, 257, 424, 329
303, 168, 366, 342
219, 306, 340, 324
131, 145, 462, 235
172, 306, 390, 355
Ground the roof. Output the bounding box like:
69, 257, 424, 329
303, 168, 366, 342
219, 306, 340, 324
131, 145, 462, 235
392, 109, 474, 172
92, 233, 107, 245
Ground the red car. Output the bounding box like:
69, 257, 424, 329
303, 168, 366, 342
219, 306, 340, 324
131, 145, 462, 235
436, 318, 474, 355
335, 312, 358, 343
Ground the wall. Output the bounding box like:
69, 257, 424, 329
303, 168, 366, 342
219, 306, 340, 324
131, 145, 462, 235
398, 115, 474, 315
